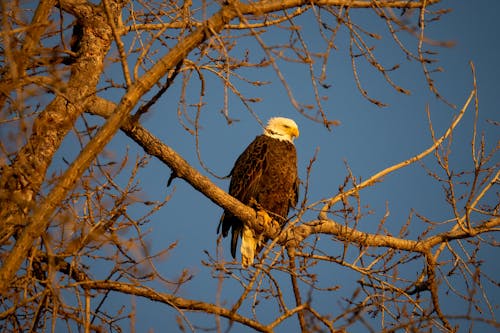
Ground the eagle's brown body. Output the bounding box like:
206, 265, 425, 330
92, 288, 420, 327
218, 128, 299, 260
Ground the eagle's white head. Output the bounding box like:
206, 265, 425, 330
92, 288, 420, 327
264, 117, 299, 143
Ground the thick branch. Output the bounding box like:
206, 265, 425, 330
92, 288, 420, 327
288, 218, 422, 252
85, 97, 280, 235
285, 215, 499, 254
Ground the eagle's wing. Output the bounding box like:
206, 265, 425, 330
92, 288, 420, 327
218, 136, 268, 258
229, 136, 268, 204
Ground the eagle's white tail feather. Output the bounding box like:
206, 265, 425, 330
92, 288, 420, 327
240, 225, 257, 268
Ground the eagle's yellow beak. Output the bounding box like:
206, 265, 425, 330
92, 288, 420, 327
290, 126, 300, 138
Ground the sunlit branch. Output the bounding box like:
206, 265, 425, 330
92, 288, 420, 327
85, 97, 281, 236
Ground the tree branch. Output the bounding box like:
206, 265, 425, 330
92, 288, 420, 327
320, 88, 475, 215
77, 280, 272, 332
85, 97, 280, 236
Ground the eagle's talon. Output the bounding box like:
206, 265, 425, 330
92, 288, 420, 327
256, 210, 272, 229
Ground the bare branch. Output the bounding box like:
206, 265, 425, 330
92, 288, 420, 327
77, 280, 272, 332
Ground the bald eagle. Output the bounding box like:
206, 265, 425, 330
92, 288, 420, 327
218, 117, 299, 267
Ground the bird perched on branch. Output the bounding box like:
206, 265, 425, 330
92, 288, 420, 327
218, 117, 299, 267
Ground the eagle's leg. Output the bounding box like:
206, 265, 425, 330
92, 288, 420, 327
240, 209, 272, 268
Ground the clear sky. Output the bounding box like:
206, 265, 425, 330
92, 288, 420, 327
73, 1, 499, 331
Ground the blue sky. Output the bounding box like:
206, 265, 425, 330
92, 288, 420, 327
60, 1, 499, 331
